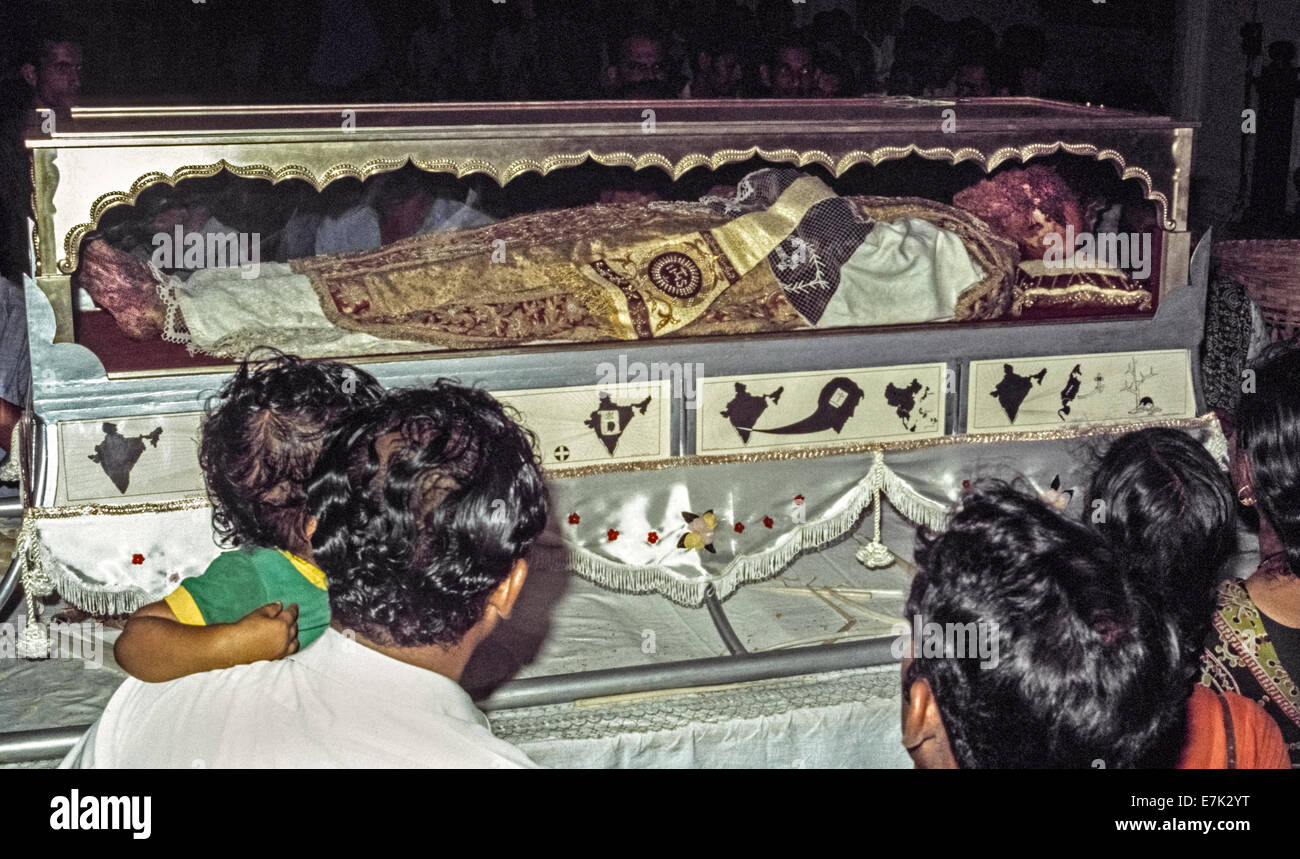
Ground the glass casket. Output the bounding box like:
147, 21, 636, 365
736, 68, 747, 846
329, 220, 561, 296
3, 98, 1218, 767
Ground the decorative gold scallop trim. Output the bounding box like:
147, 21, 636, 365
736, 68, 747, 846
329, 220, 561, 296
55, 142, 1174, 273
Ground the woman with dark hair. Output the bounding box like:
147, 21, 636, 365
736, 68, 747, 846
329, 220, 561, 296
1203, 343, 1300, 766
1088, 427, 1288, 767
1088, 428, 1237, 657
903, 480, 1191, 768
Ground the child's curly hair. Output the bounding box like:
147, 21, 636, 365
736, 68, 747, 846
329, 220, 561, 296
199, 351, 384, 554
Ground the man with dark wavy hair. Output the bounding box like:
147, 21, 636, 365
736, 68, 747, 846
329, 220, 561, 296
901, 481, 1189, 768
66, 381, 549, 768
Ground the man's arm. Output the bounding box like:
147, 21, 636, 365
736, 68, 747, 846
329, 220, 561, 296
114, 600, 300, 683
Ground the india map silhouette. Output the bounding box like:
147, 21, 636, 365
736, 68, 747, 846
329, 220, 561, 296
88, 422, 163, 493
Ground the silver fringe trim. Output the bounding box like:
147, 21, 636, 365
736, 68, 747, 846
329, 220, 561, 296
538, 452, 953, 607
12, 498, 213, 657
879, 463, 950, 531
38, 565, 148, 617
0, 422, 19, 482
14, 515, 52, 658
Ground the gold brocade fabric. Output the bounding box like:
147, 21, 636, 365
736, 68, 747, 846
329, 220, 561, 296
291, 199, 818, 347
290, 191, 1017, 350
578, 176, 835, 338
291, 202, 700, 348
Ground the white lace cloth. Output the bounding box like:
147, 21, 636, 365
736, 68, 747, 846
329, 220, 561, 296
159, 262, 434, 359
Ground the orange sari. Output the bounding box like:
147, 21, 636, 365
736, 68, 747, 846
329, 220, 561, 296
1178, 685, 1291, 769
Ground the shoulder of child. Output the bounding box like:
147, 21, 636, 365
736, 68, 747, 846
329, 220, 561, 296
201, 547, 262, 576
184, 547, 272, 603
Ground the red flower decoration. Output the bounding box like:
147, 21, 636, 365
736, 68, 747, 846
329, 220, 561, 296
961, 480, 971, 492
568, 512, 580, 525
647, 531, 659, 544
794, 494, 805, 505
607, 529, 620, 541
763, 516, 774, 529
734, 522, 745, 534
131, 553, 145, 565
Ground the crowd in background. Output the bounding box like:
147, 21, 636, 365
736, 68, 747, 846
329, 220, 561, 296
0, 0, 1167, 111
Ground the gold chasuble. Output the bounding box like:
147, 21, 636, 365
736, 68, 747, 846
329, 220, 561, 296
576, 175, 835, 338
291, 199, 810, 349
288, 170, 1015, 351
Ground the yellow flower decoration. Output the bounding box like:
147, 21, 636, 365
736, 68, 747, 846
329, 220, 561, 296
677, 509, 718, 553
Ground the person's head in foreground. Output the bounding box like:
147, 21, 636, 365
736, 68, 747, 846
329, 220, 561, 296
1235, 342, 1300, 578
308, 382, 549, 677
199, 351, 384, 559
67, 381, 550, 768
901, 481, 1188, 768
1087, 427, 1236, 660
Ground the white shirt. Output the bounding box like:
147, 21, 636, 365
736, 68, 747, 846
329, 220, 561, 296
312, 193, 495, 257
62, 629, 538, 769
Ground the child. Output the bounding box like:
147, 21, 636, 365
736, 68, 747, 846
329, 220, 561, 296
114, 353, 383, 682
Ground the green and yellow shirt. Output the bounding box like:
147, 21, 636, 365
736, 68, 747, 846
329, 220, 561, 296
163, 547, 330, 647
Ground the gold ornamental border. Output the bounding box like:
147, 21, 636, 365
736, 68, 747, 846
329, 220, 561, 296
56, 141, 1172, 274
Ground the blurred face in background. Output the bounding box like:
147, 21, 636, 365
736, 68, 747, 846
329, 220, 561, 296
1020, 67, 1047, 98
23, 41, 82, 111
815, 69, 848, 98
700, 51, 744, 97
955, 64, 993, 98
608, 35, 674, 99
766, 47, 812, 97
618, 37, 668, 86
